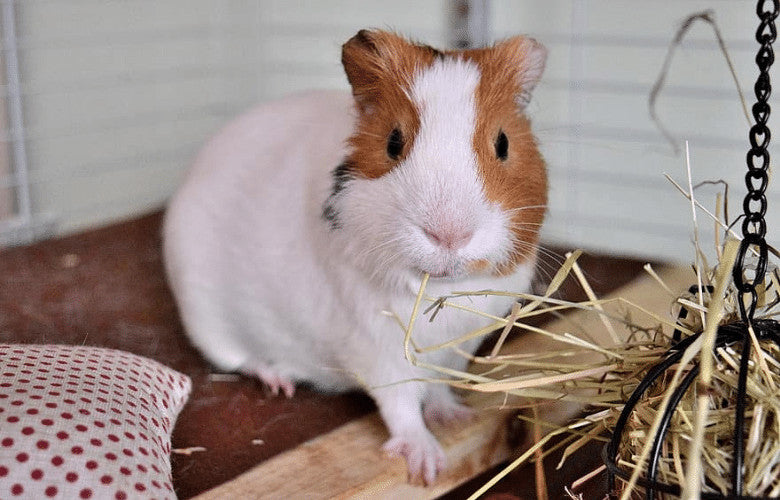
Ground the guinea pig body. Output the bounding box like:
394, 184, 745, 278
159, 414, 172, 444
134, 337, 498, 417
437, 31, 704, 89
163, 30, 547, 485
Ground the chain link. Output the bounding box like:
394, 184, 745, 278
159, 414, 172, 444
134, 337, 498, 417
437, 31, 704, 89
734, 0, 779, 322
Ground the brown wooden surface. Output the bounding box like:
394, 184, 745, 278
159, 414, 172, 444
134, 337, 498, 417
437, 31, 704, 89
0, 211, 659, 498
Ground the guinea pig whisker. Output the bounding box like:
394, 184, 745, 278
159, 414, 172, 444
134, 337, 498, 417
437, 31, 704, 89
519, 248, 568, 287
507, 219, 545, 227
506, 204, 548, 214
376, 255, 407, 284
504, 244, 534, 262
507, 227, 545, 237
355, 237, 404, 267
534, 244, 565, 263
509, 241, 563, 270
508, 218, 546, 224
354, 131, 387, 140
358, 232, 408, 261
535, 261, 561, 276
531, 263, 559, 288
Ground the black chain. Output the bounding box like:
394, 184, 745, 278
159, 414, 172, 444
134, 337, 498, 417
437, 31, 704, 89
731, 2, 779, 495
734, 0, 779, 323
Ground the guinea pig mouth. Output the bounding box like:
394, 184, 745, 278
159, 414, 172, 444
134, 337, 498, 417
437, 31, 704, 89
414, 262, 467, 280
425, 272, 460, 281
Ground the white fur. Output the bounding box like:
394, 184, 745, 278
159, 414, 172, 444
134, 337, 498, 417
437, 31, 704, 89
164, 68, 538, 483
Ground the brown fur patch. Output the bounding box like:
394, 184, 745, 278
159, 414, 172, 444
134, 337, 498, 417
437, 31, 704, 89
462, 37, 548, 275
341, 30, 438, 179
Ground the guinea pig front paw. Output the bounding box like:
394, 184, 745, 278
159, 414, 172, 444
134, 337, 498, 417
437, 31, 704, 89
382, 430, 446, 486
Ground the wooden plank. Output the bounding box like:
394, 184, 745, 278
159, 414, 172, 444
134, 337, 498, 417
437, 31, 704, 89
195, 409, 511, 500
195, 264, 694, 499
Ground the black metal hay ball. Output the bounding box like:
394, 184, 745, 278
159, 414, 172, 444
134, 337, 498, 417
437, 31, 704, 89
602, 317, 780, 499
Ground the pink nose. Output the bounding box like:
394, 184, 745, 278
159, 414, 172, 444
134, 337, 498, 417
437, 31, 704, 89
423, 227, 473, 250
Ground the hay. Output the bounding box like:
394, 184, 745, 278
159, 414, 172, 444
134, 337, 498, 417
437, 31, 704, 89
398, 170, 779, 498
172, 446, 207, 456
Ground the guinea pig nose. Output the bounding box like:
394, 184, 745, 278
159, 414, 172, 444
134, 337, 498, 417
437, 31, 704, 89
423, 227, 473, 250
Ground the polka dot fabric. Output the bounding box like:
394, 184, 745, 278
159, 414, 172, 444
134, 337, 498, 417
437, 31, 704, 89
0, 344, 191, 499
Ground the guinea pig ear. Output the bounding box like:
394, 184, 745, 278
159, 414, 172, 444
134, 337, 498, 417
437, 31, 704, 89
493, 36, 547, 108
341, 29, 419, 112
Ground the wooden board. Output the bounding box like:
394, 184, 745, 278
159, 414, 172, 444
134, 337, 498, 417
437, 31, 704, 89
195, 409, 512, 500
195, 265, 694, 499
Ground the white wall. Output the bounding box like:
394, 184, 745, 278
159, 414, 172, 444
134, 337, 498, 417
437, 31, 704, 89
9, 0, 259, 237
0, 0, 775, 264
0, 56, 9, 219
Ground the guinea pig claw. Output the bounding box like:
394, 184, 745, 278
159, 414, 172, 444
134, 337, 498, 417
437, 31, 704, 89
264, 375, 295, 398
243, 364, 296, 398
281, 381, 295, 398
383, 432, 446, 486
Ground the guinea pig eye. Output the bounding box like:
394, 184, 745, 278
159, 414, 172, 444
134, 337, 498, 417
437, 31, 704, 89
386, 128, 404, 160
495, 130, 509, 161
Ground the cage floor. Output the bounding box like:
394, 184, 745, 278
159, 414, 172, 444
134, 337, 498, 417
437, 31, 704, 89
0, 211, 648, 499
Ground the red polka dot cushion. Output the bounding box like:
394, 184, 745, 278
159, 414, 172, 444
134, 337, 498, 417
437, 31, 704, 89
0, 344, 191, 499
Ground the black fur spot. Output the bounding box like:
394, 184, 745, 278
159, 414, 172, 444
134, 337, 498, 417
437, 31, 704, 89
322, 161, 355, 228
322, 204, 339, 227
331, 161, 354, 195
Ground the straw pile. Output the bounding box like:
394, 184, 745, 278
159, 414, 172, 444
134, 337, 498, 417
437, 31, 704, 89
399, 178, 780, 498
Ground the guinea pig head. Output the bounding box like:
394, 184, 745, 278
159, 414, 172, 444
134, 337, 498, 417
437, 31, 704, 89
329, 29, 547, 284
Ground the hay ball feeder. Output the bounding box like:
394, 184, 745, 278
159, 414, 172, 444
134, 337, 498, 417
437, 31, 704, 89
602, 1, 780, 498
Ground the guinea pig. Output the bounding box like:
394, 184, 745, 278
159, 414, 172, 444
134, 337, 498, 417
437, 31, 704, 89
163, 29, 547, 485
